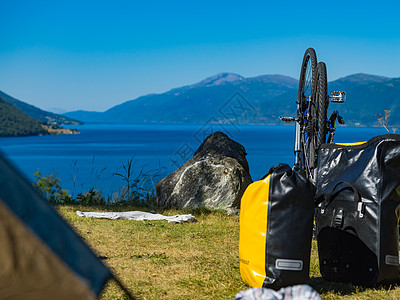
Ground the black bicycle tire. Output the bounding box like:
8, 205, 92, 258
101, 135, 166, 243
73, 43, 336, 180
297, 48, 317, 177
303, 62, 329, 180
304, 62, 328, 178
298, 48, 317, 113
316, 62, 328, 147
306, 95, 317, 177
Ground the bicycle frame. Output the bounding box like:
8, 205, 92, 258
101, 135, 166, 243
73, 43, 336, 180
294, 121, 301, 169
293, 96, 312, 178
291, 97, 345, 180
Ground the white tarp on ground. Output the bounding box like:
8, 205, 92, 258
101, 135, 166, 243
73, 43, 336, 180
76, 211, 195, 223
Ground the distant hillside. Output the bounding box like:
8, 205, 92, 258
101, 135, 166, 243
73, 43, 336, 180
258, 73, 400, 126
328, 74, 400, 126
0, 98, 47, 137
64, 72, 400, 127
65, 73, 298, 123
0, 90, 82, 125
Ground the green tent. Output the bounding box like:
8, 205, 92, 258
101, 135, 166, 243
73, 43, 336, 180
0, 152, 133, 299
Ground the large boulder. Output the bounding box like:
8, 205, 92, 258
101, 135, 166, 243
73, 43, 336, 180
156, 131, 252, 214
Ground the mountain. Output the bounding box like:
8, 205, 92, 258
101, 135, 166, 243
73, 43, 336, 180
257, 73, 400, 126
64, 73, 298, 123
194, 72, 244, 87
64, 72, 400, 127
330, 73, 392, 85
0, 90, 82, 125
328, 74, 400, 126
0, 97, 47, 137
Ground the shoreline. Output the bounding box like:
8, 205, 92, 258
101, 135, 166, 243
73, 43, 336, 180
42, 124, 80, 135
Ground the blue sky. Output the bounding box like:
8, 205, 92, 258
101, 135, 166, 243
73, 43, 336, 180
1, 0, 399, 112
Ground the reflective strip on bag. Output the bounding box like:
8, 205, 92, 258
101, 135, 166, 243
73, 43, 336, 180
385, 255, 399, 266
275, 259, 304, 271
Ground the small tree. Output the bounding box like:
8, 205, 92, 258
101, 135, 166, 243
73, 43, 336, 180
33, 169, 72, 204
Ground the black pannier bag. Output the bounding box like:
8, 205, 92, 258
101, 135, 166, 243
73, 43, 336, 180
315, 134, 400, 286
239, 163, 316, 290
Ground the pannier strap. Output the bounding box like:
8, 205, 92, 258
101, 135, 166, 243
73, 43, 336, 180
314, 194, 325, 207
325, 181, 361, 207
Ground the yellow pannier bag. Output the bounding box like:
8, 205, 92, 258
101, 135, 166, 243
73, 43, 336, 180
239, 164, 316, 290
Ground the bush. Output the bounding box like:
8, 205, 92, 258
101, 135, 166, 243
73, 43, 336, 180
112, 157, 158, 206
33, 159, 159, 207
76, 188, 105, 206
33, 169, 73, 204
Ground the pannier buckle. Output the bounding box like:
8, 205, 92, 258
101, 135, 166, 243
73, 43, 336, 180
334, 209, 344, 228
357, 202, 365, 218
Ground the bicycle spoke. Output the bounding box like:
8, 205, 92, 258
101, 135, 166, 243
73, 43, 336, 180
304, 64, 313, 97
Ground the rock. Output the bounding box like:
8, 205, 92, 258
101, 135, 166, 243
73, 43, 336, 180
194, 131, 250, 172
156, 132, 252, 214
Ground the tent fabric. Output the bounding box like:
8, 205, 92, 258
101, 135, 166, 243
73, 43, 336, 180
77, 210, 195, 223
0, 153, 113, 298
0, 200, 97, 300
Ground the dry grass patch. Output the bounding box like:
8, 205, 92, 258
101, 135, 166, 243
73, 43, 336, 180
59, 206, 246, 299
57, 206, 400, 299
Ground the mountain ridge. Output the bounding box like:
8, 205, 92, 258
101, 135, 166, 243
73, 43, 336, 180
63, 72, 400, 126
65, 73, 298, 123
334, 73, 392, 84
195, 72, 244, 87
0, 90, 82, 125
0, 90, 82, 137
0, 97, 47, 137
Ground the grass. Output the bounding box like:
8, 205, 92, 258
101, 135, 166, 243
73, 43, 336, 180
57, 205, 400, 299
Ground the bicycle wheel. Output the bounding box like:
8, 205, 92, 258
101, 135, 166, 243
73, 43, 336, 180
303, 62, 329, 180
296, 48, 317, 177
316, 62, 328, 147
298, 48, 318, 107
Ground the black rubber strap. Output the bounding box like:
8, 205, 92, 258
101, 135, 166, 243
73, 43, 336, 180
324, 181, 360, 207
314, 193, 325, 207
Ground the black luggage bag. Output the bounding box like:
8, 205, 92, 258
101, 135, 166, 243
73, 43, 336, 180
315, 134, 400, 286
239, 164, 316, 289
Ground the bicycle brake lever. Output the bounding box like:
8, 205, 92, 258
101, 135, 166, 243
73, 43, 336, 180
279, 116, 296, 123
329, 111, 338, 124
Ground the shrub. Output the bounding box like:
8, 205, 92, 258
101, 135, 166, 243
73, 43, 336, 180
112, 157, 158, 206
33, 158, 159, 207
76, 188, 105, 206
33, 169, 73, 204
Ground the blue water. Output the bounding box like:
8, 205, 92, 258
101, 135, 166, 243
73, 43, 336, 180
0, 123, 386, 197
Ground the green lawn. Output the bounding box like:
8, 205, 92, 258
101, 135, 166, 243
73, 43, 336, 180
57, 206, 400, 299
